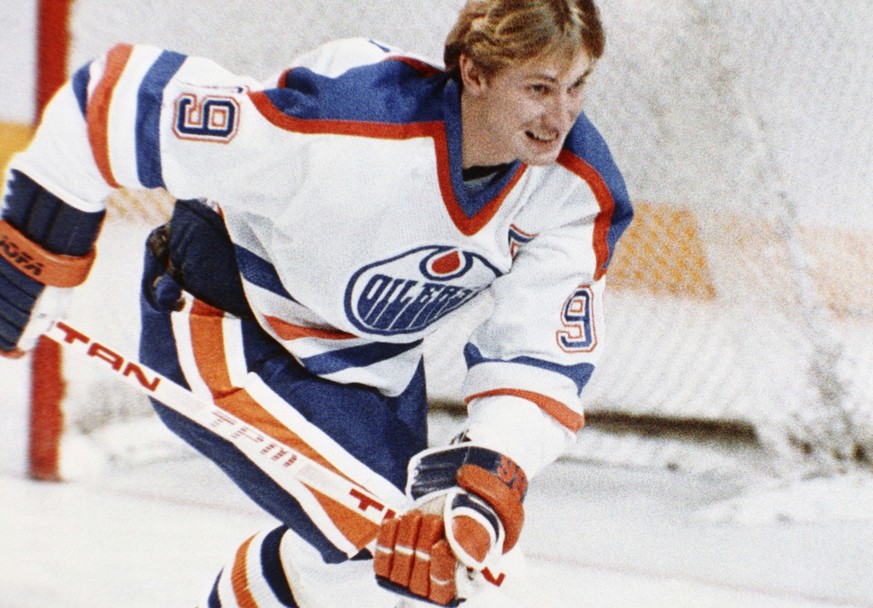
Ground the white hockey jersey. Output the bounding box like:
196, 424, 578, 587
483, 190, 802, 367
11, 38, 632, 475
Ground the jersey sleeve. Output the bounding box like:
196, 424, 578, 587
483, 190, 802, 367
6, 62, 115, 213
7, 43, 258, 210
460, 133, 633, 478
8, 38, 427, 213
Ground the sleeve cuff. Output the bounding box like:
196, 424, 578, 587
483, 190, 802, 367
462, 393, 577, 479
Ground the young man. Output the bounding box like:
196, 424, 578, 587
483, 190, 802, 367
0, 0, 632, 605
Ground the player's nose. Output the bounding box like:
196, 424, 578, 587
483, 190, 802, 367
546, 92, 578, 134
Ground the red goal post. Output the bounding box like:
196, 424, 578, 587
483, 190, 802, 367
28, 0, 74, 481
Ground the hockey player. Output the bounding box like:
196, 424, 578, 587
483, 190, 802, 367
0, 0, 632, 605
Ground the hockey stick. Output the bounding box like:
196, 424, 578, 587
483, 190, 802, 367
43, 319, 507, 587
44, 319, 400, 555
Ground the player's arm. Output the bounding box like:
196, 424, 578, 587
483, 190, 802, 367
371, 243, 596, 606
0, 43, 232, 356
0, 58, 117, 356
372, 163, 632, 605
457, 131, 634, 479
460, 268, 608, 477
459, 172, 632, 478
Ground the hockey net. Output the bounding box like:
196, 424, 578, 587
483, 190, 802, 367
18, 0, 873, 480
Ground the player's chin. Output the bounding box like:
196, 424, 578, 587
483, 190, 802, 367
519, 147, 563, 166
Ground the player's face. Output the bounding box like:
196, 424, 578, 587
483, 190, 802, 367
461, 47, 594, 167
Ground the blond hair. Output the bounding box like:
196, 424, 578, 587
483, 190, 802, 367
444, 0, 605, 77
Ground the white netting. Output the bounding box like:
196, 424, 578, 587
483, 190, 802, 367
577, 0, 873, 473
52, 0, 873, 476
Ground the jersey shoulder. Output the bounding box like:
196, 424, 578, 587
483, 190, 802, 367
561, 113, 626, 193
261, 38, 450, 125
546, 113, 634, 273
559, 114, 632, 218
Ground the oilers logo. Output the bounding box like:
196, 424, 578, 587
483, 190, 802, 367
345, 246, 502, 336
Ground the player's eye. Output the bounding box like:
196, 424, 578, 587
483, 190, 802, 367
568, 78, 587, 94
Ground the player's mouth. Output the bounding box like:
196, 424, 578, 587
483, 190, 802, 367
525, 129, 561, 145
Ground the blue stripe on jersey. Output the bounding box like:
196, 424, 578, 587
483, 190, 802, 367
71, 64, 90, 117
235, 245, 297, 301
300, 339, 422, 376
563, 113, 634, 270
136, 51, 186, 188
463, 343, 595, 395
261, 527, 299, 607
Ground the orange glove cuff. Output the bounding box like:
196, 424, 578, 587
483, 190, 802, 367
0, 220, 96, 287
456, 463, 525, 553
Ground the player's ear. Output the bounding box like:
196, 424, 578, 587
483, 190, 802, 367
458, 55, 487, 95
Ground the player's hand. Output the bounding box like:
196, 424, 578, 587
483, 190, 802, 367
373, 445, 527, 606
0, 258, 71, 357
0, 252, 44, 357
374, 502, 459, 605
1, 170, 103, 357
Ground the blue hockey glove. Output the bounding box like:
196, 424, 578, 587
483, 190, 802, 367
0, 170, 104, 356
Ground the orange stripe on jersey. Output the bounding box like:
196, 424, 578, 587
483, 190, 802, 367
465, 388, 585, 433
230, 535, 258, 608
557, 149, 616, 281
250, 91, 440, 139
87, 43, 133, 188
264, 316, 357, 341
187, 300, 346, 476
249, 91, 520, 237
